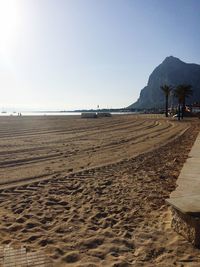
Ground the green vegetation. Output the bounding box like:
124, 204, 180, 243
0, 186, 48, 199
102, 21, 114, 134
174, 84, 193, 120
161, 84, 193, 120
160, 85, 172, 117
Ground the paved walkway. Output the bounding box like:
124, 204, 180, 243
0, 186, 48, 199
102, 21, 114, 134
0, 245, 52, 267
167, 132, 200, 214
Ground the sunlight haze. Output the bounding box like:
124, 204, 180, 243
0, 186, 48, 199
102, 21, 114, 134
0, 0, 200, 110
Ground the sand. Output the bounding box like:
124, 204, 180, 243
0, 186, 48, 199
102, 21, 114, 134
0, 114, 200, 266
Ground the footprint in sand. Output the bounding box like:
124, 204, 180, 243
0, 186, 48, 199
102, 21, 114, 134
62, 251, 80, 263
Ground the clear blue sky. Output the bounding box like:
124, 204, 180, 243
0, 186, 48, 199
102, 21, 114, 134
0, 0, 200, 110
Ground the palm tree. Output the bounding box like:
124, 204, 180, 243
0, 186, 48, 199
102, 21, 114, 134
174, 84, 192, 120
160, 85, 172, 117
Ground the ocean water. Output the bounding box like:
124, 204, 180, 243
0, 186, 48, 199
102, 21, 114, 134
0, 111, 81, 116
0, 111, 136, 116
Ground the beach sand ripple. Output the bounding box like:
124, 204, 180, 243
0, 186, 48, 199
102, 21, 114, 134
0, 115, 199, 266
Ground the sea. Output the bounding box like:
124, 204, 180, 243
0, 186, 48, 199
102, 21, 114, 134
0, 111, 136, 116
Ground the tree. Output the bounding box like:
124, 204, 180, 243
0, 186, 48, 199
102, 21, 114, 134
160, 85, 172, 117
174, 84, 192, 120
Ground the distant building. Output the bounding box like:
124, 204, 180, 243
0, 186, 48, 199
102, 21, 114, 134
81, 112, 97, 118
191, 103, 200, 113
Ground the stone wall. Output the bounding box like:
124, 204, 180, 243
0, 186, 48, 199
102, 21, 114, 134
171, 208, 200, 247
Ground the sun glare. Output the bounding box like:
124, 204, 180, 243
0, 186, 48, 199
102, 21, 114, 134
0, 0, 19, 54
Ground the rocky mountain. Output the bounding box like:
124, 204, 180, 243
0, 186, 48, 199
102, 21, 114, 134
129, 56, 200, 109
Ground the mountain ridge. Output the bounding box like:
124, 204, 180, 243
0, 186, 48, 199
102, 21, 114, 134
129, 56, 200, 109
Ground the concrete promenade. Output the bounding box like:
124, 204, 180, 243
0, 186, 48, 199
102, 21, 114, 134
167, 132, 200, 246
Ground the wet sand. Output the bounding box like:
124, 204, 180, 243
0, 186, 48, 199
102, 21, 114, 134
0, 115, 199, 266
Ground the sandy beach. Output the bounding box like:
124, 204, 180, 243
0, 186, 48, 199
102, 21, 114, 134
0, 115, 200, 266
0, 114, 188, 187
